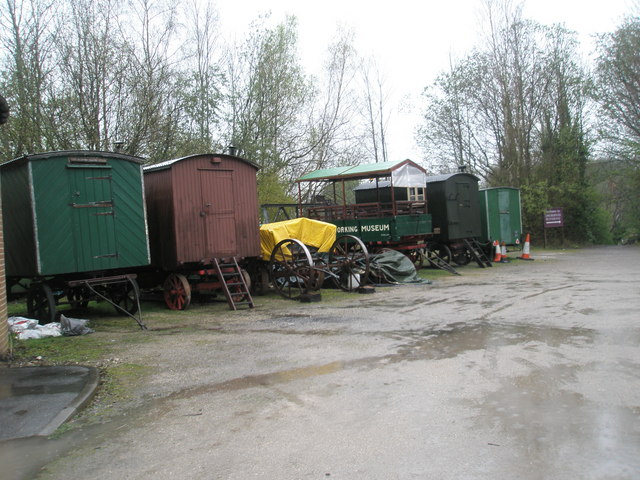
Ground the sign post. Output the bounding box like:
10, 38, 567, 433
543, 207, 564, 248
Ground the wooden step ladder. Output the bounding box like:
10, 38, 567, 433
463, 238, 493, 268
213, 257, 255, 310
422, 249, 460, 275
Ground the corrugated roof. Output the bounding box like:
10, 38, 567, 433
1, 150, 146, 168
425, 172, 479, 183
144, 153, 259, 172
297, 159, 424, 182
295, 165, 353, 181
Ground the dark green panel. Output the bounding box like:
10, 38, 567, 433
1, 164, 37, 276
333, 218, 392, 242
394, 214, 432, 238
68, 166, 118, 271
478, 188, 522, 244
110, 160, 150, 268
31, 159, 76, 274
332, 214, 432, 243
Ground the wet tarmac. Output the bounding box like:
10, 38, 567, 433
0, 366, 99, 479
4, 246, 640, 479
0, 366, 98, 441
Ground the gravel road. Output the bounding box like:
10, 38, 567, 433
21, 246, 640, 478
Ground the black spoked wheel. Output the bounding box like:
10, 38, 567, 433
27, 283, 56, 324
111, 278, 141, 315
452, 248, 472, 266
269, 238, 316, 300
426, 243, 452, 267
329, 235, 370, 291
407, 248, 425, 269
67, 286, 90, 309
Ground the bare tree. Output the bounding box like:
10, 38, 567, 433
52, 0, 125, 150
0, 0, 55, 155
179, 0, 222, 151
118, 0, 181, 159
295, 27, 366, 201
223, 15, 313, 202
361, 58, 389, 163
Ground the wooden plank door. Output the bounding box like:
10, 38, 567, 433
199, 169, 236, 257
68, 167, 118, 272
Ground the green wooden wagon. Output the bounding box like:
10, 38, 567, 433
296, 160, 433, 267
1, 151, 150, 327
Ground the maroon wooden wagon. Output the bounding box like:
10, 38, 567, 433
142, 153, 261, 310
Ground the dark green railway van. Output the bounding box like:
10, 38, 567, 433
425, 172, 482, 242
1, 151, 150, 277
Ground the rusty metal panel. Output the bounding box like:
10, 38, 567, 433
144, 154, 260, 269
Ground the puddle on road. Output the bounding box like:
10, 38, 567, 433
470, 366, 640, 477
163, 321, 597, 403
385, 321, 595, 359
2, 320, 605, 479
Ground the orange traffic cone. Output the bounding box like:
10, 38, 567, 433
500, 241, 509, 262
493, 240, 501, 262
519, 233, 534, 260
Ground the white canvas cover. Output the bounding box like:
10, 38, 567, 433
391, 162, 427, 187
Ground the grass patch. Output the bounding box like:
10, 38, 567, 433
11, 335, 111, 364
97, 363, 155, 405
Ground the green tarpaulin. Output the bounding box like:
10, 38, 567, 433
369, 249, 431, 285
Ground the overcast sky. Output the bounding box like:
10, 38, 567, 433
213, 0, 634, 162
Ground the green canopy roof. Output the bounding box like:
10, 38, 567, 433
297, 160, 424, 182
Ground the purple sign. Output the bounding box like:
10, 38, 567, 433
544, 208, 564, 228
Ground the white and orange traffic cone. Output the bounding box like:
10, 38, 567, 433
500, 241, 509, 262
493, 240, 501, 262
518, 233, 534, 260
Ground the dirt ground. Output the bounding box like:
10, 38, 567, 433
7, 246, 640, 479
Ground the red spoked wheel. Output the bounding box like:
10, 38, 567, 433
163, 273, 192, 310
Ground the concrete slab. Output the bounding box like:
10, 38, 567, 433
0, 365, 99, 440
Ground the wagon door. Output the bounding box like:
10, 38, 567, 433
68, 166, 119, 271
498, 189, 512, 242
199, 169, 236, 257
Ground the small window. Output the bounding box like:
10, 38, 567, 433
408, 187, 425, 201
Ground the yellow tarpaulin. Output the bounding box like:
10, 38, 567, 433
259, 217, 337, 261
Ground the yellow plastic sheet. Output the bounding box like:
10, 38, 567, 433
259, 218, 337, 261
